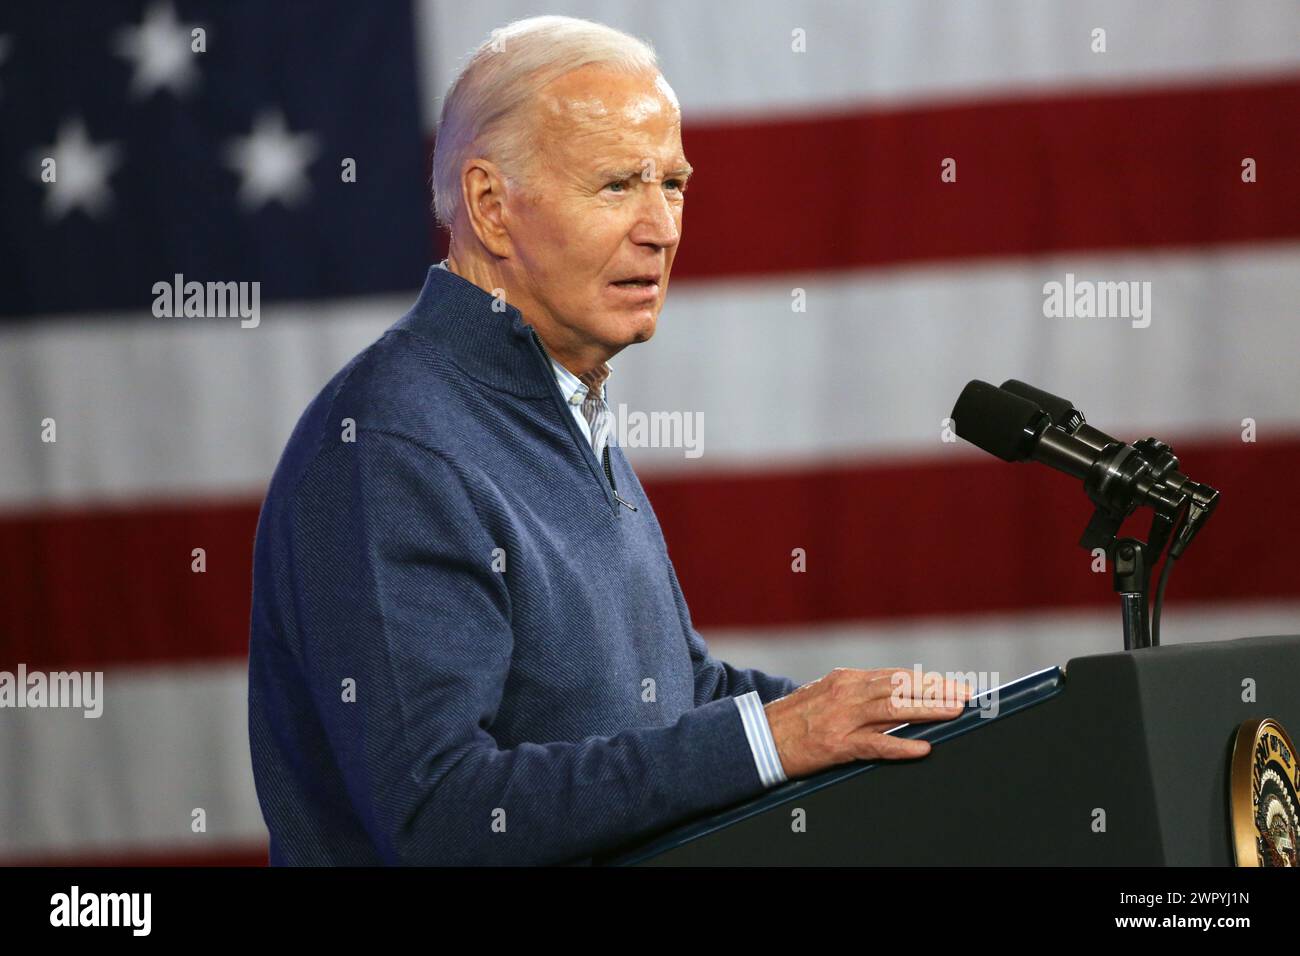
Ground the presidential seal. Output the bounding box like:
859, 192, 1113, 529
1230, 718, 1299, 867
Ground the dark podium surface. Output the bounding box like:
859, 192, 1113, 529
600, 635, 1300, 866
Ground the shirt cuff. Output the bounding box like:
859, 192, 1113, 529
733, 691, 787, 788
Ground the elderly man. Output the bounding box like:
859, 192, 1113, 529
248, 15, 966, 866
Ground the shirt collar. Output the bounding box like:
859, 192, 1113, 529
436, 258, 611, 404
551, 358, 612, 405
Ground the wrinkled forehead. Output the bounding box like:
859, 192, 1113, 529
536, 67, 680, 133
529, 70, 684, 179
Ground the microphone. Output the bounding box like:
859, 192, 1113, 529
997, 379, 1219, 558
949, 380, 1183, 520
948, 378, 1222, 650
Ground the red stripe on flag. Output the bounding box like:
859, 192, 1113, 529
660, 76, 1300, 277
0, 436, 1293, 670
0, 500, 259, 671
651, 437, 1291, 628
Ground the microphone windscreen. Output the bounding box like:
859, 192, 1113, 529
951, 380, 1047, 462
1001, 379, 1081, 430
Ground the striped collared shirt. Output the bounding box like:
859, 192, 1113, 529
548, 354, 612, 448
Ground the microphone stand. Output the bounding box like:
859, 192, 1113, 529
1113, 539, 1151, 650
1103, 509, 1178, 651
1076, 439, 1192, 650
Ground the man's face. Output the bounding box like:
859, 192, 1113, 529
500, 65, 689, 361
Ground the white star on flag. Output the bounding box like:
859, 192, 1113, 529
223, 111, 320, 211
31, 118, 123, 221
113, 1, 200, 100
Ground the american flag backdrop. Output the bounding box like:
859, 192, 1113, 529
2, 0, 1298, 865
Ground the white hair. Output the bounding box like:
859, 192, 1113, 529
431, 15, 662, 231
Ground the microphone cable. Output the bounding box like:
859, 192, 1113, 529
1150, 507, 1188, 647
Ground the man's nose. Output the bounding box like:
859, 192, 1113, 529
630, 185, 681, 249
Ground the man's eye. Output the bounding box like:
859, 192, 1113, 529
605, 178, 687, 193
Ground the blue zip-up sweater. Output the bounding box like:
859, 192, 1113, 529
248, 264, 798, 865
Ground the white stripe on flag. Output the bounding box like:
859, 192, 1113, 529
416, 0, 1300, 125
4, 244, 1298, 508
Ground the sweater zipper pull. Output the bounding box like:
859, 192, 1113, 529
603, 446, 637, 511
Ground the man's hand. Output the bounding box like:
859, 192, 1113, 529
764, 667, 971, 779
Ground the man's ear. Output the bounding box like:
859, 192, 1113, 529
460, 158, 516, 259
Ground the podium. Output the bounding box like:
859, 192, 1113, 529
600, 635, 1300, 866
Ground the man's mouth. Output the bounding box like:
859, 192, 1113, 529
607, 277, 661, 304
